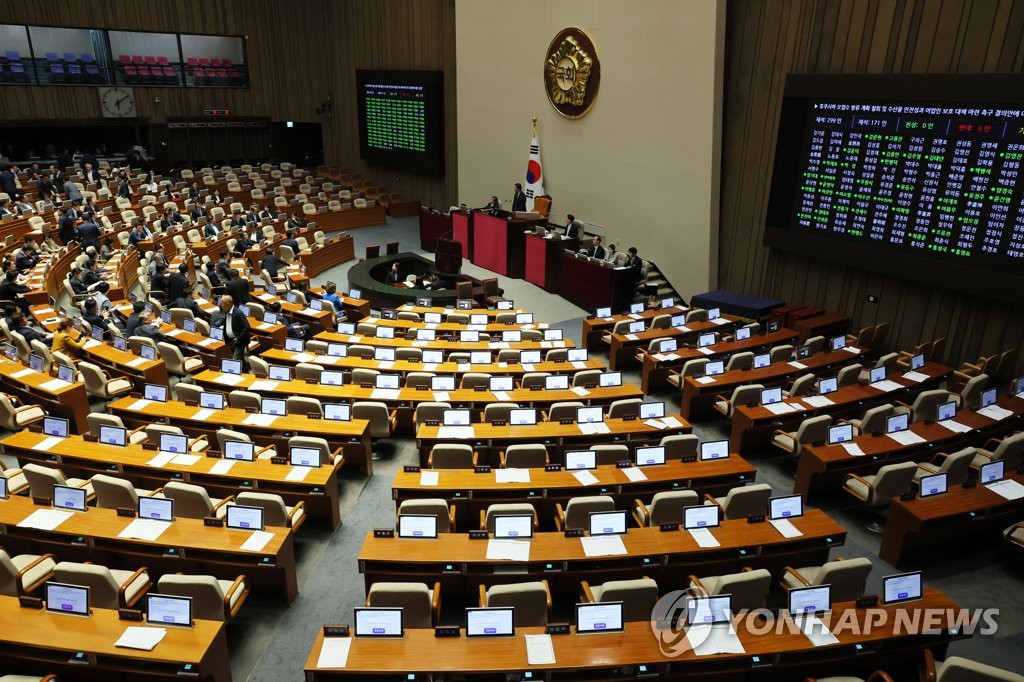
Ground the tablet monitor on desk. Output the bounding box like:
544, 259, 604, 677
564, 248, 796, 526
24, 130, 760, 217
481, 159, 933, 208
882, 571, 923, 605
507, 409, 537, 426
769, 495, 803, 520
55, 361, 75, 381
99, 425, 126, 446
544, 329, 563, 341
628, 321, 645, 334
760, 387, 782, 405
830, 335, 846, 352
796, 344, 811, 359
465, 607, 514, 638
144, 384, 167, 402
5, 343, 19, 360
489, 376, 514, 392
42, 416, 69, 438
671, 314, 687, 327
753, 353, 771, 369
416, 297, 431, 307
349, 288, 362, 300
640, 402, 665, 419
635, 445, 666, 466
324, 403, 351, 421
354, 607, 404, 638
630, 303, 645, 314
0, 477, 7, 500
544, 375, 569, 390
937, 401, 957, 421
704, 360, 725, 376
599, 372, 622, 387
161, 310, 173, 324
827, 423, 854, 445
470, 313, 487, 325
381, 308, 397, 320
53, 485, 87, 512
457, 299, 473, 310
516, 313, 533, 324
424, 312, 442, 324
565, 450, 596, 470
375, 374, 400, 390
699, 440, 729, 461
502, 330, 522, 342
147, 593, 193, 628
262, 312, 277, 325
869, 366, 886, 384
261, 398, 286, 416
209, 326, 224, 341
589, 510, 627, 536
661, 298, 675, 309
337, 322, 356, 335
45, 582, 90, 617
223, 440, 255, 462
200, 392, 225, 410
376, 326, 394, 339
289, 446, 321, 468
138, 496, 174, 521
981, 460, 1005, 484
139, 344, 156, 361
980, 387, 997, 409
596, 307, 612, 318
320, 370, 344, 386
327, 343, 348, 357
460, 331, 479, 343
422, 350, 444, 364
183, 319, 197, 333
28, 354, 43, 372
497, 300, 514, 310
909, 353, 925, 371
227, 505, 264, 531
919, 473, 947, 498
657, 339, 677, 353
577, 406, 603, 423
418, 330, 438, 343
685, 595, 732, 627
221, 359, 241, 375
398, 514, 438, 539
576, 602, 624, 634
431, 376, 455, 391
708, 307, 721, 320
736, 326, 752, 341
684, 505, 720, 529
159, 433, 188, 455
817, 377, 838, 395
442, 409, 471, 426
520, 350, 541, 364
90, 325, 104, 342
493, 514, 533, 539
886, 414, 909, 434
284, 338, 304, 352
789, 585, 831, 618
469, 351, 491, 365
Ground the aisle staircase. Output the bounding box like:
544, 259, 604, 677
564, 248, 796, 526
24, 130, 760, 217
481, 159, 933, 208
635, 260, 686, 307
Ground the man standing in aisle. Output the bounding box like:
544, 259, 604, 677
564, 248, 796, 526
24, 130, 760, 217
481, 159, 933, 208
216, 295, 250, 370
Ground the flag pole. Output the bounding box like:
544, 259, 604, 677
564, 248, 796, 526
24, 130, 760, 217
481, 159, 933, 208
532, 115, 537, 136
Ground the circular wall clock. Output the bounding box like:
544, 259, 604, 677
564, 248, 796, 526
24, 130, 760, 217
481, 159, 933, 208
543, 28, 601, 119
98, 86, 137, 118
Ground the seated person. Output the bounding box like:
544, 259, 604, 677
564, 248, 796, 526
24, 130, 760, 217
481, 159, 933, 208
51, 317, 86, 360
170, 289, 203, 316
0, 270, 30, 316
81, 298, 109, 336
261, 249, 288, 281
133, 311, 169, 343
268, 301, 312, 340
321, 281, 345, 318
12, 313, 50, 346
385, 262, 401, 285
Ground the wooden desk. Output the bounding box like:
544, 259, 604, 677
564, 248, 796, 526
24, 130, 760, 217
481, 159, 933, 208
415, 415, 693, 467
1, 430, 343, 529
796, 396, 1024, 498
0, 358, 90, 433
0, 494, 297, 603
306, 589, 958, 680
729, 362, 953, 453
880, 472, 1024, 567
357, 509, 846, 599
294, 235, 355, 279
559, 251, 635, 315
314, 330, 575, 355
524, 232, 579, 290
606, 317, 740, 371
680, 347, 866, 420
641, 328, 801, 392
392, 457, 757, 531
0, 595, 231, 682
106, 396, 374, 476
792, 313, 849, 343
581, 305, 689, 347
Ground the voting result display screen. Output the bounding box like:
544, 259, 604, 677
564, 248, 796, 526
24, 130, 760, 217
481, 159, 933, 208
357, 70, 444, 176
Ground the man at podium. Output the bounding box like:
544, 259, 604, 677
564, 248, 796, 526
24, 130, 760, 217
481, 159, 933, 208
511, 183, 527, 212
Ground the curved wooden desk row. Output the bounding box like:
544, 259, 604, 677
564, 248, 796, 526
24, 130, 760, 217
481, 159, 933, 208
305, 589, 959, 680
581, 304, 690, 347
681, 346, 868, 420
0, 494, 297, 604
607, 316, 742, 371
881, 471, 1024, 567
796, 395, 1024, 497
730, 362, 954, 453
0, 595, 232, 682
314, 330, 577, 353
391, 458, 758, 530
414, 415, 692, 467
0, 357, 90, 432
357, 509, 846, 598
105, 396, 374, 476
1, 430, 343, 529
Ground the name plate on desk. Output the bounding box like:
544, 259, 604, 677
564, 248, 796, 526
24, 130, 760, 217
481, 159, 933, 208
474, 466, 491, 474
373, 528, 395, 538
545, 464, 562, 472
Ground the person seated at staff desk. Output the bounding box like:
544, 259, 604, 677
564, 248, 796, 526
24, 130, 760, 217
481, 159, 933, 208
482, 196, 501, 215
584, 235, 606, 260
51, 317, 87, 361
384, 263, 402, 286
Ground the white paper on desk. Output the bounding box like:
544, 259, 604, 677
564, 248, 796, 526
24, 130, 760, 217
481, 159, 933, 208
841, 442, 866, 457
765, 402, 797, 415
126, 357, 148, 367
146, 451, 176, 467
432, 391, 451, 402
979, 404, 1014, 421
34, 436, 65, 452
871, 380, 903, 393
624, 333, 639, 341
486, 539, 531, 561
644, 418, 666, 430
628, 313, 642, 320
197, 338, 217, 347
214, 373, 245, 386
802, 395, 835, 408
572, 470, 599, 486
788, 361, 808, 370
316, 637, 352, 669
286, 466, 311, 482
422, 363, 438, 372
711, 317, 730, 326
539, 341, 552, 349
652, 353, 668, 362
580, 534, 628, 557
419, 470, 440, 486
39, 378, 71, 391
495, 468, 530, 483
697, 346, 715, 355
209, 459, 236, 475
128, 398, 152, 411
256, 322, 272, 331
621, 467, 648, 482
10, 368, 34, 378
171, 454, 201, 466
800, 615, 840, 647
661, 416, 683, 429
985, 479, 1024, 501
17, 509, 73, 531
675, 325, 692, 333
688, 527, 720, 548
166, 329, 184, 338
936, 419, 972, 433
291, 352, 314, 363
115, 626, 166, 651
903, 370, 929, 383
437, 426, 474, 439
492, 390, 511, 402
552, 341, 566, 348
525, 633, 556, 665
695, 376, 716, 385
592, 422, 611, 434
571, 361, 587, 370
843, 346, 861, 354
348, 335, 362, 343
191, 408, 215, 421
578, 422, 598, 435
520, 363, 535, 372
769, 518, 803, 538
888, 430, 927, 446
664, 353, 681, 361
241, 530, 275, 552
690, 624, 745, 655
83, 338, 103, 348
371, 388, 401, 401
570, 386, 590, 397
411, 340, 428, 347
243, 413, 278, 427
314, 355, 338, 365
467, 324, 486, 332
119, 518, 171, 541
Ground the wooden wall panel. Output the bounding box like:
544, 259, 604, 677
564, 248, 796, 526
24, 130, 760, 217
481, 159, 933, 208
721, 0, 1024, 375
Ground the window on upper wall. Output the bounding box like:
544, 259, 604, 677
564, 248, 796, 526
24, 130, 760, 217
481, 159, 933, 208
108, 30, 182, 86
179, 34, 247, 87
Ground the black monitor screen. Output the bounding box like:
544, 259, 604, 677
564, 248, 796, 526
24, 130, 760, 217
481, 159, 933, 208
765, 73, 1024, 301
356, 70, 445, 176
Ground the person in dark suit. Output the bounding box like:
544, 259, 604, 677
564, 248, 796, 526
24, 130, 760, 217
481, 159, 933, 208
586, 236, 606, 260
280, 229, 300, 255
81, 197, 98, 216
81, 260, 103, 290
76, 215, 102, 252
190, 202, 207, 221
245, 205, 260, 224
285, 213, 305, 230
14, 239, 39, 272
35, 174, 56, 202
128, 223, 151, 248
117, 176, 132, 199
268, 300, 311, 340
224, 269, 251, 304
215, 294, 251, 369
57, 209, 79, 245
624, 246, 643, 282
215, 252, 233, 282
204, 220, 222, 239
0, 200, 13, 217
134, 312, 169, 343
0, 270, 30, 316
258, 206, 275, 221
0, 167, 18, 200
385, 262, 401, 285
483, 196, 501, 214
166, 263, 191, 302
209, 190, 224, 205
565, 214, 582, 240
511, 183, 527, 212
229, 211, 247, 229
124, 302, 146, 338
81, 164, 104, 187
261, 249, 287, 280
